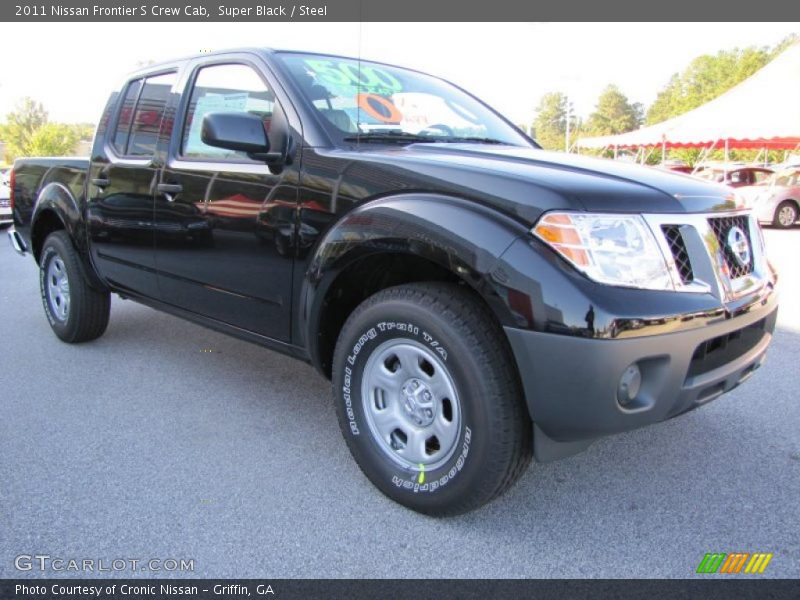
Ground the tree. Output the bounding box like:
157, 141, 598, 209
0, 98, 87, 161
72, 123, 96, 141
532, 92, 579, 151
646, 46, 774, 125
0, 97, 49, 160
585, 85, 643, 136
646, 37, 799, 165
22, 123, 80, 157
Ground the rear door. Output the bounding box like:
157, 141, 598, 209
87, 71, 177, 298
154, 58, 301, 341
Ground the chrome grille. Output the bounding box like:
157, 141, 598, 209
644, 211, 768, 302
709, 215, 754, 279
661, 225, 693, 284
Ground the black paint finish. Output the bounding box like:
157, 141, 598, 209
10, 48, 758, 378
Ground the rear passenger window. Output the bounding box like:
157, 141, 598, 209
112, 79, 141, 154
181, 63, 275, 160
111, 72, 175, 157
127, 72, 176, 157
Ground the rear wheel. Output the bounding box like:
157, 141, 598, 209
332, 282, 532, 516
773, 201, 798, 229
39, 231, 110, 343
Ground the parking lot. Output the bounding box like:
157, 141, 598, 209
1, 227, 798, 579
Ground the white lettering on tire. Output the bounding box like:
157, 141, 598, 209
390, 427, 472, 493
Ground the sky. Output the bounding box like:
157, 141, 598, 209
0, 22, 797, 127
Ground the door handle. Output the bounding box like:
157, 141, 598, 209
157, 183, 183, 202
91, 178, 110, 188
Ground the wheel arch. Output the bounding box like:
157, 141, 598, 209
299, 193, 529, 378
780, 197, 800, 211
30, 182, 83, 262
31, 183, 106, 291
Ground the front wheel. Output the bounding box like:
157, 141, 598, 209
332, 282, 532, 516
773, 201, 798, 229
39, 231, 110, 343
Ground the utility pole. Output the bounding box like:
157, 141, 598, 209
565, 96, 571, 153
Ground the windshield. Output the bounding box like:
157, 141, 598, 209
276, 52, 531, 146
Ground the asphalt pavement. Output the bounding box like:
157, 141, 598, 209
1, 227, 798, 578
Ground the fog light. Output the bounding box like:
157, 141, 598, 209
617, 364, 642, 407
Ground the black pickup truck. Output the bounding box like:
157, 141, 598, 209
8, 49, 778, 515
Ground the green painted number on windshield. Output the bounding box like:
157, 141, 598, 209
304, 59, 403, 93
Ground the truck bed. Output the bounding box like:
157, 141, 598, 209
11, 157, 89, 242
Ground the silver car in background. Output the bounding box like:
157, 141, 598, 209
739, 168, 800, 228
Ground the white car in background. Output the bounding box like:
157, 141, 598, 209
0, 169, 12, 228
739, 168, 800, 228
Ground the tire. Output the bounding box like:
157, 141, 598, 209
39, 231, 110, 343
332, 282, 532, 516
773, 201, 798, 229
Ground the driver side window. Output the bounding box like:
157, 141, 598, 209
181, 63, 275, 161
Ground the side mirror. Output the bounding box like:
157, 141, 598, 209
201, 110, 293, 169
201, 112, 275, 159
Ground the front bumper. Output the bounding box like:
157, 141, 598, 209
505, 287, 778, 462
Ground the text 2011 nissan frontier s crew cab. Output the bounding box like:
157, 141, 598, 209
8, 49, 778, 515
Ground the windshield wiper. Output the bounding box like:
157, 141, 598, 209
342, 132, 510, 145
343, 132, 442, 144
442, 137, 507, 144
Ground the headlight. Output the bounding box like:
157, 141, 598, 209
532, 212, 673, 290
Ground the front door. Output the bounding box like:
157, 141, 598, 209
155, 61, 298, 341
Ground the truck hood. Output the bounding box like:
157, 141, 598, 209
350, 143, 739, 224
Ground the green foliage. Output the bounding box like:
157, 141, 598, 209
585, 85, 643, 136
72, 123, 96, 141
0, 97, 85, 161
645, 36, 799, 165
0, 97, 49, 159
557, 34, 799, 162
532, 92, 580, 151
23, 123, 81, 157
772, 33, 799, 55
645, 43, 788, 126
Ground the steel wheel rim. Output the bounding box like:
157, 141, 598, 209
778, 206, 796, 227
45, 254, 70, 321
361, 338, 462, 471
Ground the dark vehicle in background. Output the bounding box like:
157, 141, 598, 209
7, 49, 778, 515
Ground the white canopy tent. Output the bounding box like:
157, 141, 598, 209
575, 42, 800, 154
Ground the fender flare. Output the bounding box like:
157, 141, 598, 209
299, 192, 529, 372
31, 182, 83, 255
31, 182, 106, 290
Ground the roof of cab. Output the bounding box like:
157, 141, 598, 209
124, 47, 404, 78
